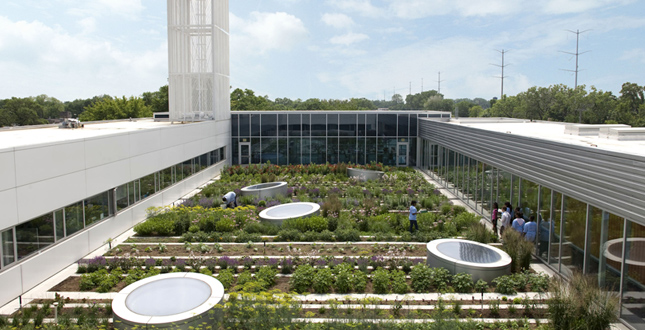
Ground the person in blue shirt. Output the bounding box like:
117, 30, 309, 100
511, 212, 525, 233
409, 200, 419, 234
222, 191, 237, 209
523, 215, 538, 242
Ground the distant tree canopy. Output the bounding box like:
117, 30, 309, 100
79, 96, 152, 121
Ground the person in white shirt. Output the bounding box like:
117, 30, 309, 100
222, 191, 237, 209
500, 204, 512, 236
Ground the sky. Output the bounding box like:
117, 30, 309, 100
0, 0, 644, 103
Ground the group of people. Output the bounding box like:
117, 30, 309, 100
492, 202, 537, 242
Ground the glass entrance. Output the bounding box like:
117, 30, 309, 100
397, 142, 408, 166
239, 142, 250, 165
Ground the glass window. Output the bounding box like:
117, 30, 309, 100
302, 114, 310, 137
410, 114, 418, 136
366, 137, 377, 164
219, 147, 225, 161
278, 114, 288, 137
498, 170, 511, 207
54, 209, 64, 241
301, 138, 311, 164
622, 220, 645, 325
327, 137, 338, 164
261, 138, 278, 164
288, 138, 301, 164
357, 114, 366, 136
560, 195, 587, 275
339, 114, 357, 137
511, 175, 520, 207
398, 114, 409, 136
588, 207, 624, 291
538, 186, 552, 260
261, 114, 277, 137
409, 138, 417, 166
357, 137, 366, 165
239, 114, 250, 137
251, 138, 261, 164
2, 228, 15, 267
198, 153, 208, 171
366, 114, 377, 136
160, 167, 173, 190
288, 114, 301, 137
311, 114, 326, 137
311, 138, 326, 164
116, 183, 131, 211
84, 192, 112, 227
339, 138, 356, 164
327, 114, 339, 137
232, 114, 239, 137
378, 138, 396, 165
65, 201, 84, 237
250, 113, 261, 136
278, 138, 288, 165
549, 191, 563, 270
140, 173, 156, 199
232, 138, 239, 165
378, 114, 397, 136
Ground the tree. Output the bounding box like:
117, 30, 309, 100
32, 94, 64, 119
230, 88, 272, 110
424, 95, 454, 112
79, 96, 152, 121
455, 100, 474, 118
0, 97, 48, 127
142, 85, 169, 113
65, 95, 113, 118
468, 105, 483, 118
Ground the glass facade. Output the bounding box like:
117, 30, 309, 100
0, 146, 226, 271
419, 139, 645, 328
231, 111, 441, 166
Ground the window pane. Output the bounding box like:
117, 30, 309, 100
231, 114, 239, 137
311, 114, 326, 137
538, 186, 552, 259
116, 184, 130, 211
278, 138, 288, 165
366, 137, 377, 164
357, 137, 366, 165
311, 138, 326, 164
140, 173, 156, 199
302, 114, 310, 137
239, 114, 250, 136
288, 114, 301, 137
250, 114, 261, 136
65, 201, 84, 236
409, 138, 417, 166
410, 114, 418, 136
357, 114, 366, 136
327, 137, 338, 164
378, 138, 396, 165
219, 147, 225, 161
378, 114, 397, 136
588, 207, 624, 291
549, 191, 563, 270
160, 167, 173, 190
339, 114, 357, 137
289, 138, 301, 164
251, 138, 261, 163
278, 114, 288, 136
622, 220, 645, 325
2, 229, 15, 267
366, 114, 377, 136
84, 192, 111, 227
339, 138, 356, 164
398, 114, 409, 136
261, 138, 277, 164
54, 209, 64, 241
301, 138, 311, 164
327, 114, 339, 137
561, 195, 587, 274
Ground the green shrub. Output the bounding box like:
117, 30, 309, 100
431, 267, 452, 292
237, 270, 254, 286
440, 203, 453, 215
134, 218, 175, 236
391, 270, 409, 294
335, 229, 360, 242
474, 279, 488, 293
410, 263, 433, 292
290, 264, 315, 293
502, 229, 533, 272
452, 205, 467, 216
318, 230, 335, 242
234, 231, 262, 243
217, 269, 235, 289
313, 268, 334, 293
255, 266, 277, 288
465, 222, 496, 243
283, 216, 328, 233
372, 267, 391, 294
354, 270, 368, 293
493, 275, 518, 295
321, 195, 342, 217
277, 229, 303, 242
215, 218, 236, 232
334, 263, 354, 293
452, 273, 473, 293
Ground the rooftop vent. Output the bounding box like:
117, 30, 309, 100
564, 124, 631, 137
605, 128, 645, 141
59, 118, 83, 129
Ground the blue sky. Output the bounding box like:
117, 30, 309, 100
0, 0, 644, 102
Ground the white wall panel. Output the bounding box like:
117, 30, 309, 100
129, 150, 162, 180
14, 142, 85, 186
16, 171, 86, 223
87, 218, 127, 252
85, 159, 131, 197
0, 267, 22, 306
0, 151, 16, 191
20, 231, 90, 290
159, 145, 186, 169
0, 189, 18, 230
128, 130, 162, 157
84, 135, 131, 168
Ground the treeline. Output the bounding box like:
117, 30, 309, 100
0, 86, 168, 127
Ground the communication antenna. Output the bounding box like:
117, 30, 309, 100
560, 29, 590, 89
437, 72, 445, 94
421, 78, 423, 93
491, 49, 509, 100
409, 81, 412, 96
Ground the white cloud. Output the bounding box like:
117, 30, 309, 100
330, 32, 369, 45
326, 0, 385, 18
66, 0, 145, 20
77, 17, 96, 35
0, 16, 167, 100
542, 0, 634, 15
321, 13, 355, 29
230, 11, 308, 54
620, 48, 645, 63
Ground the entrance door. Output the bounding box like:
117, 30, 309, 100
239, 142, 250, 165
397, 142, 408, 166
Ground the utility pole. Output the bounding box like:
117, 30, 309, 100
421, 78, 424, 93
437, 72, 445, 94
409, 81, 412, 96
560, 29, 590, 89
491, 49, 508, 100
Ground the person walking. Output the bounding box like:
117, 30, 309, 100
491, 202, 500, 235
512, 212, 525, 233
523, 215, 538, 242
500, 203, 512, 235
222, 191, 237, 209
409, 200, 419, 234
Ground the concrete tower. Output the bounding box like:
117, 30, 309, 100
167, 0, 230, 122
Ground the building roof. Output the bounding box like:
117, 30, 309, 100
446, 118, 645, 158
0, 119, 174, 151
